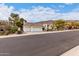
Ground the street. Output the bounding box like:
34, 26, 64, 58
0, 31, 79, 56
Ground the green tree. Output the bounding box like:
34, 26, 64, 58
53, 19, 65, 30
9, 13, 26, 34
73, 22, 79, 29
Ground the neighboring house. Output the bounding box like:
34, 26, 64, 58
23, 20, 53, 32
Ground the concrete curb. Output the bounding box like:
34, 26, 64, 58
0, 31, 63, 39
0, 29, 79, 39
61, 45, 79, 56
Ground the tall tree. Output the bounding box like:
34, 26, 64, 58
9, 13, 26, 33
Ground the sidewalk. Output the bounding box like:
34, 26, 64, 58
61, 45, 79, 56
0, 31, 64, 39
0, 29, 79, 39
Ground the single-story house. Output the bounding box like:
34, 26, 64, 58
23, 20, 53, 32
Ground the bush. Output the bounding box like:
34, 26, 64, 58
9, 26, 18, 34
4, 31, 10, 35
0, 31, 5, 35
17, 30, 22, 34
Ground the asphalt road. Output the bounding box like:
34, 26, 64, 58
0, 31, 79, 56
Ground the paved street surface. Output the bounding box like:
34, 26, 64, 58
0, 31, 79, 56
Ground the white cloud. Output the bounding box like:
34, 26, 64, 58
0, 4, 79, 22
19, 6, 61, 22
60, 12, 79, 20
58, 5, 65, 8
0, 4, 15, 20
19, 6, 79, 22
65, 3, 73, 5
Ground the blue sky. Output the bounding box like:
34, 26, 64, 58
4, 3, 79, 13
0, 3, 79, 22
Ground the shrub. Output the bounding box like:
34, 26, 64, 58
0, 31, 5, 35
17, 30, 22, 34
9, 26, 18, 34
4, 31, 10, 35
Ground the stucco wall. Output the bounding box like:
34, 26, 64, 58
23, 26, 42, 32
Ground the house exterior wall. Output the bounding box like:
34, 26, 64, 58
31, 26, 42, 32
23, 26, 31, 32
23, 26, 42, 32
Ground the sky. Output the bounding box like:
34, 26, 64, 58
0, 3, 79, 22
